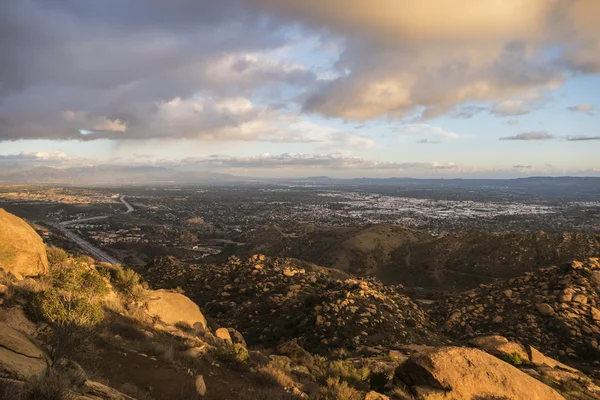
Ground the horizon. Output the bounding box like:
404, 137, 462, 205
1, 1, 599, 179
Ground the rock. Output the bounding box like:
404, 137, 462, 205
227, 328, 247, 347
469, 335, 528, 361
145, 289, 207, 329
503, 289, 513, 298
536, 303, 554, 316
0, 306, 37, 335
185, 345, 211, 358
277, 340, 314, 367
395, 347, 565, 400
195, 375, 207, 397
591, 307, 600, 321
215, 327, 232, 343
0, 209, 48, 278
54, 359, 87, 387
573, 294, 588, 304
527, 346, 578, 373
364, 391, 390, 400
0, 322, 49, 380
0, 284, 8, 296
80, 380, 137, 399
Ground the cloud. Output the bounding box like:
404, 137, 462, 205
499, 131, 555, 141
506, 119, 520, 126
1, 0, 599, 144
565, 135, 600, 141
566, 104, 597, 115
512, 165, 532, 169
395, 124, 460, 142
416, 139, 441, 144
248, 0, 598, 121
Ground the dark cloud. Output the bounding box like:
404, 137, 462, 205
566, 135, 600, 141
499, 131, 555, 141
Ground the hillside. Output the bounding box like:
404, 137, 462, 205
236, 225, 600, 293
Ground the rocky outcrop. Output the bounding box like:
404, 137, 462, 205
436, 258, 600, 362
395, 346, 565, 400
145, 289, 207, 329
74, 380, 136, 400
0, 322, 49, 381
0, 209, 48, 278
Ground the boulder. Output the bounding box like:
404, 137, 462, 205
215, 327, 232, 343
0, 209, 48, 278
469, 335, 528, 361
395, 346, 565, 400
0, 306, 37, 335
227, 328, 247, 347
145, 290, 207, 329
195, 375, 207, 397
536, 303, 554, 316
0, 322, 49, 381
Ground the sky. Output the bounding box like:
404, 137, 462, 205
0, 0, 599, 178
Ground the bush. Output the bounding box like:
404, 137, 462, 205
368, 370, 389, 392
316, 360, 370, 390
47, 247, 69, 268
28, 254, 108, 360
97, 264, 147, 302
214, 343, 250, 369
24, 372, 74, 400
507, 352, 525, 366
317, 377, 362, 400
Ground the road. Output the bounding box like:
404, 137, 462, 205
53, 195, 135, 264
120, 195, 134, 213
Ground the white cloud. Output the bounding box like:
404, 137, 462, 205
499, 131, 555, 141
397, 124, 460, 142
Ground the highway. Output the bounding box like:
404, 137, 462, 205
53, 195, 135, 265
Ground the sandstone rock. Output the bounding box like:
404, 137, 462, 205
469, 335, 528, 361
573, 294, 588, 304
195, 375, 207, 397
145, 289, 207, 329
215, 327, 232, 343
364, 391, 390, 400
0, 209, 48, 278
591, 307, 600, 321
527, 346, 578, 373
395, 347, 564, 400
536, 303, 554, 316
0, 322, 49, 380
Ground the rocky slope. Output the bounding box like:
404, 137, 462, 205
434, 258, 600, 364
146, 255, 445, 354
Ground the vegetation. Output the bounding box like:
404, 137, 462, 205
28, 251, 108, 359
97, 263, 147, 302
317, 377, 362, 400
507, 352, 525, 366
314, 358, 370, 391
213, 343, 250, 369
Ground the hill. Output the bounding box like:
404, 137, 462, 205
236, 225, 600, 293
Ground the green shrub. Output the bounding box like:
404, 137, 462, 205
98, 264, 147, 302
24, 372, 74, 400
368, 370, 389, 392
507, 352, 525, 366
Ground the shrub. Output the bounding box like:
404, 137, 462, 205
24, 372, 74, 400
316, 360, 370, 390
214, 343, 250, 369
256, 363, 296, 389
28, 254, 108, 359
368, 370, 389, 392
317, 377, 362, 400
174, 321, 195, 333
97, 264, 147, 302
47, 247, 69, 268
507, 352, 525, 366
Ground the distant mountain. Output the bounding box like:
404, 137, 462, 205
0, 166, 250, 185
